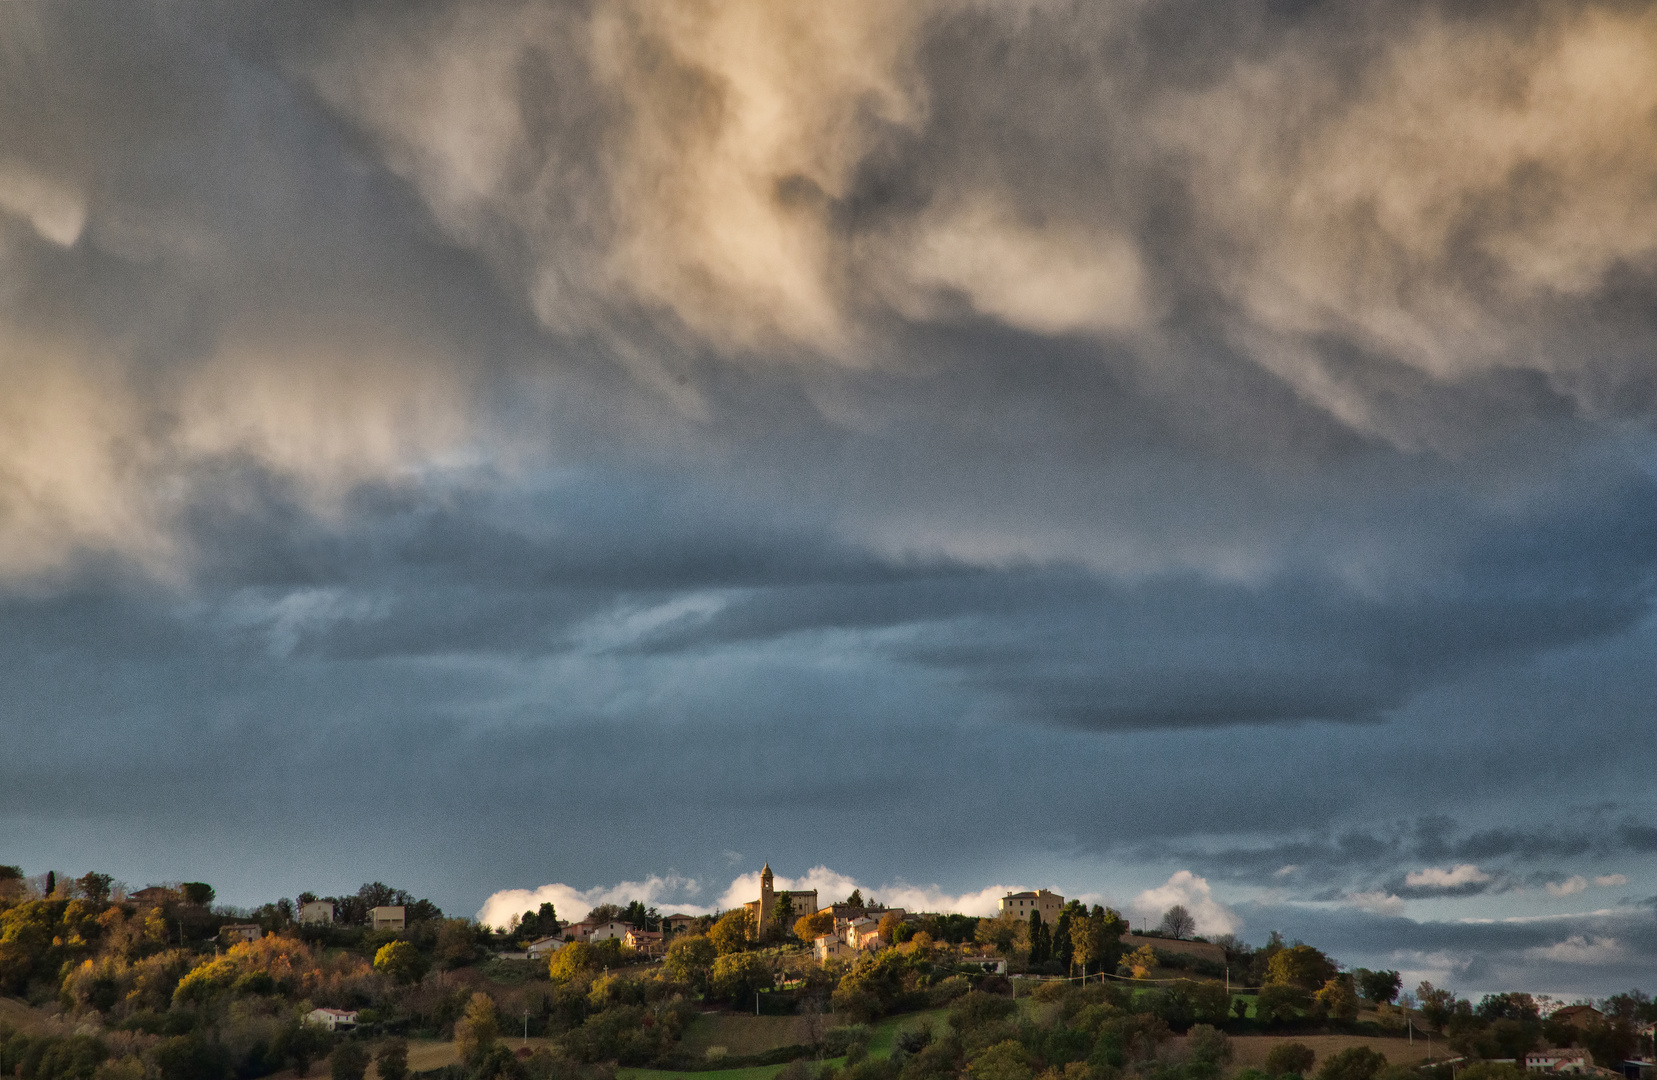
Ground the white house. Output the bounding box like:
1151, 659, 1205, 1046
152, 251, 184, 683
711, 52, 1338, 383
220, 924, 263, 944
298, 901, 334, 925
306, 1008, 358, 1031
1527, 1051, 1593, 1073
586, 920, 631, 941
846, 916, 884, 950
369, 906, 405, 931
526, 935, 566, 959
815, 934, 857, 961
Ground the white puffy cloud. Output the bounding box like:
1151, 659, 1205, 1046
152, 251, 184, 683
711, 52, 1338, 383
1130, 871, 1241, 935
475, 873, 710, 929
1346, 890, 1406, 916
1593, 874, 1628, 887
1527, 934, 1624, 966
716, 865, 1016, 917
1546, 876, 1588, 896
1404, 864, 1490, 888
480, 865, 1024, 930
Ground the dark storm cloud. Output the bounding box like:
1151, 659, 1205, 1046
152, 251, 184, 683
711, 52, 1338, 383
2, 0, 1657, 971
1232, 897, 1657, 997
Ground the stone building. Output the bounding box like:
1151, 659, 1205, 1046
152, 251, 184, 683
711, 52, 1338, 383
742, 864, 818, 935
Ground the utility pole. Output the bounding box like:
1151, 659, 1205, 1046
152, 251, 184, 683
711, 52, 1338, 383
523, 1009, 529, 1046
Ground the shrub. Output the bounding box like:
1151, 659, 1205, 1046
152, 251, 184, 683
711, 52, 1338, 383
330, 1042, 370, 1080
375, 1040, 409, 1080
1265, 1042, 1316, 1077
1185, 1026, 1231, 1067
1314, 1047, 1388, 1080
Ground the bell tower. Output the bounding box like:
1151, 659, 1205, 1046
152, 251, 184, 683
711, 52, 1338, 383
758, 863, 774, 934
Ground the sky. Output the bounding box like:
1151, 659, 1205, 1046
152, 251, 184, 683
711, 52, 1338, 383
3, 0, 1657, 1001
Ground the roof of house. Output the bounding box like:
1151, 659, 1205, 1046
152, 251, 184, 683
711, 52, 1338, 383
313, 1008, 357, 1017
663, 913, 695, 920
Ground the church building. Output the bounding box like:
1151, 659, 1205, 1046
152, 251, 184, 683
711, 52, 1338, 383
742, 864, 818, 934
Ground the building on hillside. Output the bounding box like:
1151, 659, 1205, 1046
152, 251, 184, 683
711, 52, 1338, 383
960, 955, 1008, 974
1553, 1007, 1606, 1030
845, 916, 886, 950
306, 1008, 358, 1031
1528, 1051, 1594, 1073
369, 905, 405, 931
526, 935, 566, 959
129, 886, 176, 907
815, 934, 857, 962
999, 889, 1063, 922
832, 907, 905, 937
220, 924, 263, 945
624, 928, 664, 955
663, 914, 697, 936
743, 864, 818, 936
299, 900, 335, 925
586, 920, 632, 942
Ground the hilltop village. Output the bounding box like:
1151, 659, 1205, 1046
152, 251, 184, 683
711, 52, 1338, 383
1, 863, 1654, 1080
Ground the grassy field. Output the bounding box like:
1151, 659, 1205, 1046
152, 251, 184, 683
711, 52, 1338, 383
677, 1014, 822, 1058
616, 1007, 950, 1080
616, 1065, 801, 1080
1222, 1035, 1428, 1068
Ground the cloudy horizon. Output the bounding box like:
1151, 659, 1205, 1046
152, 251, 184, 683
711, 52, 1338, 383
4, 0, 1657, 1002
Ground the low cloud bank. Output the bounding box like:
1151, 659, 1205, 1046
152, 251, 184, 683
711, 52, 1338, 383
477, 866, 1238, 931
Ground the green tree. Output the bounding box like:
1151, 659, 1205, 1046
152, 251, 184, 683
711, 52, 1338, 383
180, 883, 215, 907
1072, 906, 1127, 977
844, 889, 864, 908
1416, 982, 1457, 1031
1354, 969, 1402, 1004
1265, 945, 1336, 990
435, 919, 479, 969
969, 1040, 1033, 1080
1265, 1043, 1316, 1077
454, 992, 498, 1066
330, 1042, 370, 1080
709, 909, 754, 955
1026, 911, 1046, 964
663, 934, 716, 989
1052, 910, 1074, 970
1314, 1047, 1387, 1080
772, 893, 796, 929
520, 903, 557, 938
1314, 976, 1360, 1021
373, 941, 428, 985
374, 1041, 409, 1080
75, 874, 114, 905
709, 952, 773, 1005
976, 912, 1023, 958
